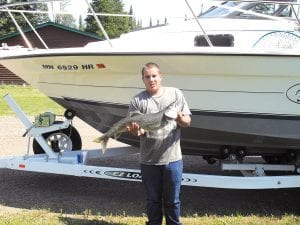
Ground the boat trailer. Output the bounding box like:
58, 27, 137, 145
1, 94, 300, 190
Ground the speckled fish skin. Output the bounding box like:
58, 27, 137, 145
94, 106, 172, 153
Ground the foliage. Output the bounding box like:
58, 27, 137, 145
54, 14, 76, 28
84, 0, 135, 39
0, 85, 64, 116
53, 1, 76, 28
0, 0, 11, 36
0, 0, 49, 36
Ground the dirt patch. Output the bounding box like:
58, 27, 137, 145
0, 116, 299, 216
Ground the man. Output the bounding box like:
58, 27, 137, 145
127, 62, 191, 225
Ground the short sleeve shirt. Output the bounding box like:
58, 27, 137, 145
128, 87, 191, 165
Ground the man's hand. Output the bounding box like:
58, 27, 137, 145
175, 112, 191, 128
126, 122, 145, 136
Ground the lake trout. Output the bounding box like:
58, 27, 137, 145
94, 102, 176, 153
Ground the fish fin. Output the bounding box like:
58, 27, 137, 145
100, 137, 109, 154
113, 133, 122, 140
93, 136, 109, 153
129, 112, 143, 117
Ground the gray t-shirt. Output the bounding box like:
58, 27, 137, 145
128, 87, 191, 165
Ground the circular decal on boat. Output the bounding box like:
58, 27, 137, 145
286, 84, 300, 104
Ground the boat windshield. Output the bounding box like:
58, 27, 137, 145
199, 1, 295, 19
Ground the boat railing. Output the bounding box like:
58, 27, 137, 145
1, 0, 300, 50
252, 30, 300, 48
0, 0, 132, 49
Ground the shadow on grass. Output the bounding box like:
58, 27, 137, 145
59, 217, 126, 225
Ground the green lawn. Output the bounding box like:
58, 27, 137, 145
0, 209, 299, 225
0, 85, 64, 116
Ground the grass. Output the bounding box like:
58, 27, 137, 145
0, 85, 299, 224
0, 85, 64, 116
0, 209, 299, 225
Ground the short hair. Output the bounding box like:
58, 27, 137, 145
141, 62, 160, 77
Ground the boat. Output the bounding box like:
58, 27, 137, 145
1, 0, 300, 164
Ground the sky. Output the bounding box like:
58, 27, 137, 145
64, 0, 211, 27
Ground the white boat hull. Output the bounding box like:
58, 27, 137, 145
1, 49, 300, 159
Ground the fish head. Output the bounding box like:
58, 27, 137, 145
161, 114, 174, 127
164, 103, 178, 119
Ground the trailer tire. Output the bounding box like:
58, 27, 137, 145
32, 122, 82, 154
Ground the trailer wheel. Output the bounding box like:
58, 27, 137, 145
32, 122, 82, 154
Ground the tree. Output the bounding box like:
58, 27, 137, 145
54, 0, 76, 28
137, 19, 142, 28
55, 14, 75, 27
128, 5, 135, 30
0, 0, 49, 36
78, 15, 84, 31
127, 5, 140, 31
0, 0, 11, 36
84, 0, 131, 39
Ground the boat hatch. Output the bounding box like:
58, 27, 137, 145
194, 34, 234, 47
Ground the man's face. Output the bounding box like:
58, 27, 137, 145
142, 67, 162, 95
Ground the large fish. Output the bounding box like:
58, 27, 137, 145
94, 102, 176, 153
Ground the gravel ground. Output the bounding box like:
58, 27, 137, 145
0, 116, 299, 217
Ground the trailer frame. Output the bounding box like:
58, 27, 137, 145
1, 93, 300, 190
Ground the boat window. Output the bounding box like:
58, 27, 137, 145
238, 3, 292, 19
199, 2, 243, 18
275, 5, 293, 17
199, 1, 294, 19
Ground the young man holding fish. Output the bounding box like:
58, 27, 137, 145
127, 62, 191, 225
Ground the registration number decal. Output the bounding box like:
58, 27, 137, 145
41, 63, 106, 71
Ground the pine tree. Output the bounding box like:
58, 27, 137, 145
128, 5, 141, 31
78, 15, 84, 31
128, 5, 134, 30
0, 0, 49, 36
84, 0, 131, 39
